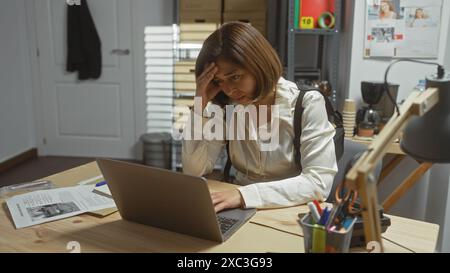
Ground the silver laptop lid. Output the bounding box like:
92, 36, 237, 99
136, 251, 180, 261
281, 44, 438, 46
96, 158, 223, 242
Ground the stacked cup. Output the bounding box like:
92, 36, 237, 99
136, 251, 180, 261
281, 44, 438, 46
343, 99, 356, 138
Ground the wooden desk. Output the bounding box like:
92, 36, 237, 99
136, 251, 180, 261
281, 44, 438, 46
347, 136, 404, 155
0, 162, 438, 253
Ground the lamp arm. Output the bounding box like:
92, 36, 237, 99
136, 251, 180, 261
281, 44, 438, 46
344, 87, 439, 252
345, 88, 439, 188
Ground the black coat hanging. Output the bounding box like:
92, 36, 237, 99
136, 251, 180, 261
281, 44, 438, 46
66, 0, 102, 80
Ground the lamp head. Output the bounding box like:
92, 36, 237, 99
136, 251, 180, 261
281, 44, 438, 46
401, 72, 450, 163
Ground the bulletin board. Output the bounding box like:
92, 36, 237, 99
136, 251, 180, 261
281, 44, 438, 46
364, 0, 443, 58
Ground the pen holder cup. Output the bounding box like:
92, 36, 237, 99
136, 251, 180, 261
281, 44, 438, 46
299, 214, 357, 253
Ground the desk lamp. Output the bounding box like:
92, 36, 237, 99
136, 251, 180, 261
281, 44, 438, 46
345, 59, 450, 252
401, 73, 450, 162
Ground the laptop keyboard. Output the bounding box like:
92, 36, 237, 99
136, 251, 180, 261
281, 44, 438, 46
217, 216, 239, 234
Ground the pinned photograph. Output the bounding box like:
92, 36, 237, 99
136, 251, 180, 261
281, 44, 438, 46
379, 0, 400, 20
367, 0, 401, 20
405, 7, 438, 28
372, 27, 395, 43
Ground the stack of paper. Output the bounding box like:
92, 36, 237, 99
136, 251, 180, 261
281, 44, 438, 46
6, 185, 117, 229
92, 184, 112, 198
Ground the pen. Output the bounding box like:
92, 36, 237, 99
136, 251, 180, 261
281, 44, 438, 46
342, 218, 354, 231
325, 203, 343, 229
312, 200, 323, 215
307, 202, 321, 224
95, 181, 107, 187
319, 207, 330, 226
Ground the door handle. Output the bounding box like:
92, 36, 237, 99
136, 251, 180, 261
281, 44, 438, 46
110, 49, 130, 56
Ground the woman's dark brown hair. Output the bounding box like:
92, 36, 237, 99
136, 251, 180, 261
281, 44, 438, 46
195, 21, 283, 107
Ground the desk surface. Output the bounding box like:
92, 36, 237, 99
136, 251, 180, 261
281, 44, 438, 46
346, 137, 404, 155
0, 162, 438, 253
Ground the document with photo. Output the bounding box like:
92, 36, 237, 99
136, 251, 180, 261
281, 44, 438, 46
6, 185, 116, 229
396, 0, 442, 57
364, 0, 442, 58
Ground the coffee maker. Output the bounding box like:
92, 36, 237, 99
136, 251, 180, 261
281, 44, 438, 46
356, 82, 399, 134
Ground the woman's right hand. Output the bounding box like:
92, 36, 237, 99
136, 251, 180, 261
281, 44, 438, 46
195, 62, 221, 112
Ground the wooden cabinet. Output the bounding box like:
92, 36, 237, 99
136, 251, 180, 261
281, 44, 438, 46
180, 0, 221, 23
179, 0, 268, 37
179, 11, 221, 23
179, 23, 218, 42
175, 0, 268, 132
222, 0, 267, 36
223, 11, 267, 36
174, 61, 196, 93
180, 0, 221, 12
174, 61, 196, 130
224, 0, 267, 12
174, 61, 196, 74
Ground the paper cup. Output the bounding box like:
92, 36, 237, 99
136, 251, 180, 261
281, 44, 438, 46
342, 112, 356, 117
343, 99, 356, 113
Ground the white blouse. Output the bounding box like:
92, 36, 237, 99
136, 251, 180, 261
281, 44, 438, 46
182, 77, 338, 209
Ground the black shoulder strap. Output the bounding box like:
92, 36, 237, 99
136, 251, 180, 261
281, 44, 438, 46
293, 84, 334, 170
223, 142, 232, 182
294, 84, 345, 168
293, 87, 308, 171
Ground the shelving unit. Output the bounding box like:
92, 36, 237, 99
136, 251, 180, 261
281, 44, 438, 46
168, 0, 272, 171
286, 0, 342, 107
171, 0, 225, 171
171, 30, 207, 171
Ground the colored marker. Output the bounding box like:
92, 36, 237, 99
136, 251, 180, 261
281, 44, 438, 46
319, 207, 330, 226
95, 181, 107, 187
307, 202, 321, 224
312, 225, 326, 253
342, 218, 354, 231
313, 200, 323, 215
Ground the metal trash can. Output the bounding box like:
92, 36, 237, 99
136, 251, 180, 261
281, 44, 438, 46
140, 133, 172, 170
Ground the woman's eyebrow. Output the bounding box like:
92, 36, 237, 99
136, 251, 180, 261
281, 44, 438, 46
214, 69, 240, 80
224, 69, 239, 76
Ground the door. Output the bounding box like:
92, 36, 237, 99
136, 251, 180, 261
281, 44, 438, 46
35, 0, 136, 158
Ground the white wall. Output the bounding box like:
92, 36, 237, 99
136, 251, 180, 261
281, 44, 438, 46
445, 24, 450, 69
0, 0, 36, 163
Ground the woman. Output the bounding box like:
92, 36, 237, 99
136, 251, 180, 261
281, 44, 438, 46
379, 0, 397, 20
414, 8, 425, 19
182, 22, 337, 212
409, 8, 434, 28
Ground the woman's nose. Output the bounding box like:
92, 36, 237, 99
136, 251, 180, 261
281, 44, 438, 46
222, 83, 234, 95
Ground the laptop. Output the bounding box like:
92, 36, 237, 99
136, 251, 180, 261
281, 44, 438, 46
96, 158, 256, 242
